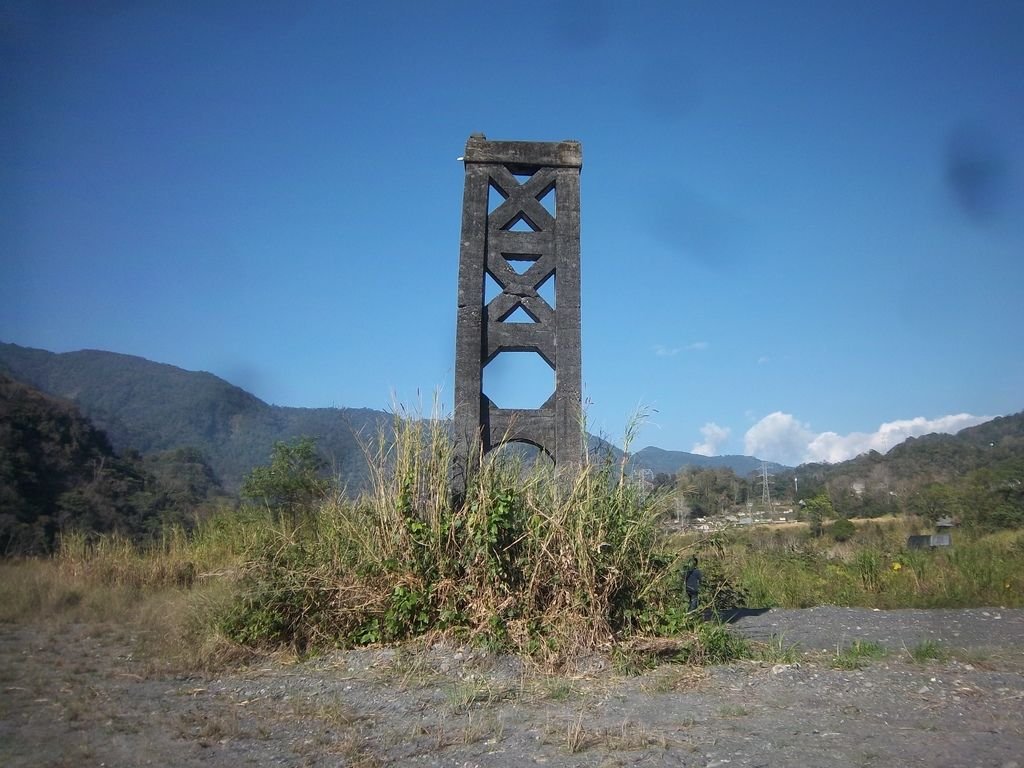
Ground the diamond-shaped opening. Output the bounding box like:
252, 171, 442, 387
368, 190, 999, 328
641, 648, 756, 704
487, 181, 508, 213
505, 213, 539, 232
510, 169, 534, 185
483, 350, 554, 410
537, 272, 555, 308
501, 305, 537, 323
502, 252, 541, 275
485, 272, 503, 303
537, 183, 556, 217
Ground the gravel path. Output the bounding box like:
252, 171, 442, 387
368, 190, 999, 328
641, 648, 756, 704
723, 606, 1024, 653
2, 609, 1023, 768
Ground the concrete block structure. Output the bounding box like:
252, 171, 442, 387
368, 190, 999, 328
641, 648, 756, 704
453, 135, 583, 469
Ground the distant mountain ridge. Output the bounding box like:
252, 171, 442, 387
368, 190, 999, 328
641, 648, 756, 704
789, 411, 1024, 492
627, 446, 786, 477
0, 342, 784, 489
0, 342, 388, 492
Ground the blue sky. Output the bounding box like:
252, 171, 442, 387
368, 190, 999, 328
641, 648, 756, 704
2, 1, 1022, 466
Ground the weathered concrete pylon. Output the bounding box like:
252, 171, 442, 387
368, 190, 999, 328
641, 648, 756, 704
453, 134, 583, 469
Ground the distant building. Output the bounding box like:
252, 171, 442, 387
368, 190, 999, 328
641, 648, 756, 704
907, 534, 951, 549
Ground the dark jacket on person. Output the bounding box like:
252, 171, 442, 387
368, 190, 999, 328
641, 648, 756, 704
685, 566, 702, 595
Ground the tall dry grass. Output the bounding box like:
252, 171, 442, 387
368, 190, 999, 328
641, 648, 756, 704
218, 409, 692, 666
0, 509, 271, 671
0, 409, 771, 671
692, 520, 1024, 609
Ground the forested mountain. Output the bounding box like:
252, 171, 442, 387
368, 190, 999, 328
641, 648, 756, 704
642, 413, 1023, 528
786, 412, 1024, 497
779, 412, 1024, 527
0, 343, 780, 488
627, 446, 786, 477
2, 341, 1020, 534
0, 374, 226, 553
0, 343, 389, 492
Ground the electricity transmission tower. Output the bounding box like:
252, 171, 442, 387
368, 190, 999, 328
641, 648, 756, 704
758, 462, 777, 516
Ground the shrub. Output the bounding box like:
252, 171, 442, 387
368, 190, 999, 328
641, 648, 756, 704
686, 622, 751, 664
240, 437, 336, 527
218, 408, 690, 666
830, 517, 856, 542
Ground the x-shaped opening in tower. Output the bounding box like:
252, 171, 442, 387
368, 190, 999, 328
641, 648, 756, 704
488, 166, 556, 233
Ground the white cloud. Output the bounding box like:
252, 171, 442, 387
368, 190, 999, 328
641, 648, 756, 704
743, 411, 991, 466
692, 422, 731, 456
805, 413, 991, 463
654, 341, 707, 357
743, 412, 816, 466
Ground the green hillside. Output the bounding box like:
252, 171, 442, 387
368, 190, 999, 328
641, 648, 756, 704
2, 341, 1020, 538
781, 412, 1024, 527
0, 342, 785, 489
627, 446, 786, 477
0, 343, 389, 492
0, 374, 225, 553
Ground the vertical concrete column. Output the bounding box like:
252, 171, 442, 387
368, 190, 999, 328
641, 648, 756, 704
453, 157, 491, 460
552, 164, 583, 470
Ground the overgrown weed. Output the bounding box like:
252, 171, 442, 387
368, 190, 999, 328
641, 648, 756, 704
0, 548, 251, 674
679, 523, 1024, 609
565, 710, 587, 753
0, 556, 149, 627
753, 633, 800, 664
217, 406, 725, 668
907, 640, 948, 663
831, 640, 887, 670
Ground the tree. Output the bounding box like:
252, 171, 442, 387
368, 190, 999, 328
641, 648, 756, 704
651, 472, 676, 492
240, 437, 335, 524
677, 466, 744, 517
829, 517, 856, 542
800, 492, 836, 537
959, 462, 1024, 529
906, 482, 961, 523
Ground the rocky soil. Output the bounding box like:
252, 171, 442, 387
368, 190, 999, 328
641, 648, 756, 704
2, 607, 1023, 767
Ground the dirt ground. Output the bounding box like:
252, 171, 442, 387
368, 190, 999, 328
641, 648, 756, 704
2, 607, 1023, 768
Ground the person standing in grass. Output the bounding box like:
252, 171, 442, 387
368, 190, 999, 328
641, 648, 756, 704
684, 556, 703, 612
